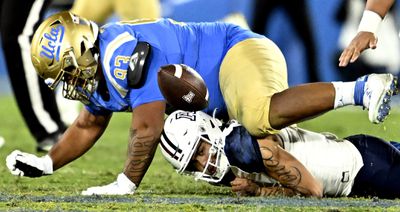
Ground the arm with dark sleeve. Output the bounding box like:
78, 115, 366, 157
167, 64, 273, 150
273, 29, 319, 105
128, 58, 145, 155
49, 108, 112, 170
224, 126, 322, 197
123, 101, 166, 186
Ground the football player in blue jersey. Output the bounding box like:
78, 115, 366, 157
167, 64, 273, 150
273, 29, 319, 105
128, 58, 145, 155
5, 11, 398, 195
161, 110, 400, 199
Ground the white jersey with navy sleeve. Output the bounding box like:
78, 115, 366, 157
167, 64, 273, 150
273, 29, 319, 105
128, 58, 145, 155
223, 124, 364, 197
277, 127, 364, 196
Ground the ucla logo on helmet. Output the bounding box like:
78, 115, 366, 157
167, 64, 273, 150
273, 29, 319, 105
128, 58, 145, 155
40, 25, 65, 62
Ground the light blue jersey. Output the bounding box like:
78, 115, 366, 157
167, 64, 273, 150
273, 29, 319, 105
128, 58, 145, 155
85, 18, 263, 117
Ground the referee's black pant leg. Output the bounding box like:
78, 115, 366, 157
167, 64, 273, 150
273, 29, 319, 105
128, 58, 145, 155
1, 0, 66, 143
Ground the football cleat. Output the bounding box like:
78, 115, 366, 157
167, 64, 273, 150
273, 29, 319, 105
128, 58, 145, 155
354, 73, 398, 124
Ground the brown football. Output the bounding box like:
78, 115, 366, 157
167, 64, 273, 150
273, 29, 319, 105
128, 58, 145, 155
157, 64, 209, 111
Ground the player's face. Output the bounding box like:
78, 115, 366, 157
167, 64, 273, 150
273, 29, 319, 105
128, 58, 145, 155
190, 139, 217, 175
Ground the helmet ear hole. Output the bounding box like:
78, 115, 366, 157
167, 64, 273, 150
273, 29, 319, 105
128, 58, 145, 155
49, 20, 61, 26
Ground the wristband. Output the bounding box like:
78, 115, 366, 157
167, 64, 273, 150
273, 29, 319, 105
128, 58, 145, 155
118, 173, 137, 191
42, 155, 53, 175
357, 10, 383, 34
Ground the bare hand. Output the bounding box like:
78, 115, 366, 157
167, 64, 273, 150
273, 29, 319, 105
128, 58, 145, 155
338, 31, 378, 67
230, 177, 260, 196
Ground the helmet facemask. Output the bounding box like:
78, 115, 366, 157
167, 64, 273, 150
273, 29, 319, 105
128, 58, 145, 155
190, 134, 230, 183
63, 46, 98, 104
45, 42, 99, 105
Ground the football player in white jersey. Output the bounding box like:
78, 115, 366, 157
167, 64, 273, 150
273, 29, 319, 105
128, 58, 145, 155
160, 110, 400, 199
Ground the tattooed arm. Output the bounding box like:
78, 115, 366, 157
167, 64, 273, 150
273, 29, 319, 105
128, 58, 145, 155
231, 177, 299, 197
256, 135, 323, 197
124, 101, 166, 186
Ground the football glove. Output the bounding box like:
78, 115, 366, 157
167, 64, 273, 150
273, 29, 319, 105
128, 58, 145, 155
6, 150, 53, 177
81, 173, 137, 195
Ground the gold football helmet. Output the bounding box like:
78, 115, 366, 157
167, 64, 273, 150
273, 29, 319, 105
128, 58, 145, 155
31, 11, 99, 104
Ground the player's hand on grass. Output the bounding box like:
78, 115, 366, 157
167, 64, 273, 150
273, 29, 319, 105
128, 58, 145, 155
230, 177, 260, 196
338, 31, 378, 67
81, 173, 136, 195
6, 150, 53, 177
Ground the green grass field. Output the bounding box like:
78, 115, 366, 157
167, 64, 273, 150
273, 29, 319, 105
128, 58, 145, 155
1, 95, 400, 211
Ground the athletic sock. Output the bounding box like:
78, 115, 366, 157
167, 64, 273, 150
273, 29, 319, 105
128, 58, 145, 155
332, 81, 356, 109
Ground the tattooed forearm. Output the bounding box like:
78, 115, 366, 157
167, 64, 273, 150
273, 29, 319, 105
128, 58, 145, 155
260, 146, 302, 187
258, 143, 317, 197
124, 129, 159, 185
256, 136, 322, 197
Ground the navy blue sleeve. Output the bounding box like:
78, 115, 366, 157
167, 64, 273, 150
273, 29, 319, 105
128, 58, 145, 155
224, 126, 265, 173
